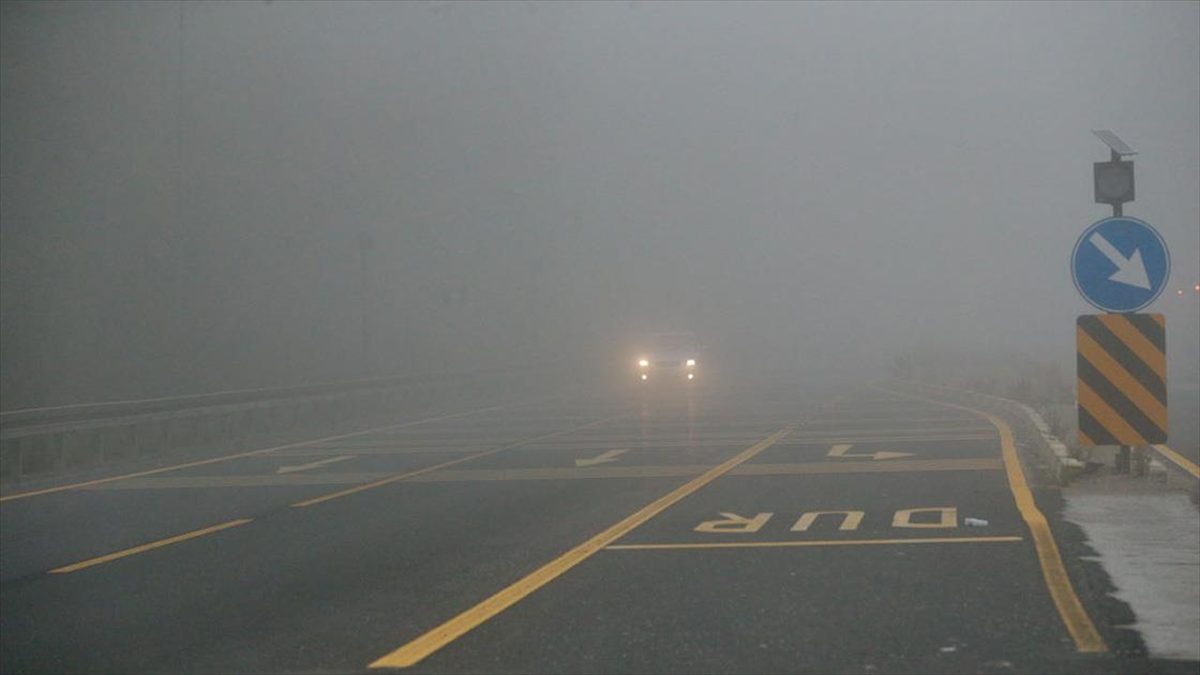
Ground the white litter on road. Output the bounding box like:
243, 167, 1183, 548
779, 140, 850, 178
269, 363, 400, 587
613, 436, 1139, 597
1064, 492, 1200, 660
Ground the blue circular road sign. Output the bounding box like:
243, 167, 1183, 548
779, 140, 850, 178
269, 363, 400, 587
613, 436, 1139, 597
1071, 216, 1170, 313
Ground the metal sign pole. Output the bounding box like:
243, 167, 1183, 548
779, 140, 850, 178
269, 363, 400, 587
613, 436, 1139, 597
1107, 171, 1133, 474
1110, 149, 1123, 218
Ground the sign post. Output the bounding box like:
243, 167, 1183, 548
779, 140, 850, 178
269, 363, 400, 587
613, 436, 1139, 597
1073, 131, 1170, 473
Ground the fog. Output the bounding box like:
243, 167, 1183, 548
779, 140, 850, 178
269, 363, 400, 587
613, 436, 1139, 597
2, 1, 1198, 408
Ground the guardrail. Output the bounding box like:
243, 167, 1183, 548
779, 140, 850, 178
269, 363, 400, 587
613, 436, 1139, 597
0, 363, 572, 485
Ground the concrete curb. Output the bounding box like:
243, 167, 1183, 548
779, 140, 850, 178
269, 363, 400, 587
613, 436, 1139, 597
888, 380, 1084, 485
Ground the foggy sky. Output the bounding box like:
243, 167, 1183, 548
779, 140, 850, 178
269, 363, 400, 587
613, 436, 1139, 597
2, 1, 1198, 407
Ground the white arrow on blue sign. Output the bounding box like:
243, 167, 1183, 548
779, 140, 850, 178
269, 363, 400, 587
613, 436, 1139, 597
1071, 216, 1170, 313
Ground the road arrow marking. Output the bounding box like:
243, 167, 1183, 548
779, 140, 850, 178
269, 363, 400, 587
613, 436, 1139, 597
276, 455, 356, 474
575, 449, 629, 467
827, 443, 913, 461
1089, 233, 1151, 289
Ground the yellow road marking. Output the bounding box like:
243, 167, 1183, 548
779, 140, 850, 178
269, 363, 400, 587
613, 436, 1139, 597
792, 510, 864, 532
408, 458, 999, 482
0, 404, 513, 503
606, 536, 1024, 551
84, 472, 403, 490
81, 457, 1004, 491
291, 416, 619, 508
788, 433, 996, 444
1152, 445, 1200, 479
517, 439, 764, 450
793, 426, 992, 437
276, 455, 357, 474
367, 426, 793, 669
694, 511, 773, 533
733, 458, 1001, 476
48, 518, 253, 574
275, 446, 493, 457
574, 448, 630, 467
827, 443, 913, 460
805, 416, 980, 425
876, 384, 1107, 653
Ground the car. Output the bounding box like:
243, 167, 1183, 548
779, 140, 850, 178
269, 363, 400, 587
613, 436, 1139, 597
634, 332, 700, 383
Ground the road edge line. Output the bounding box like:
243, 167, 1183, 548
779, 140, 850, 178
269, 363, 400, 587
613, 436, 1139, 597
875, 383, 1107, 654
1151, 444, 1200, 479
366, 426, 794, 669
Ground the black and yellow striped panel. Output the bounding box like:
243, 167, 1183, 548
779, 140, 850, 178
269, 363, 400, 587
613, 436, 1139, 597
1076, 313, 1167, 446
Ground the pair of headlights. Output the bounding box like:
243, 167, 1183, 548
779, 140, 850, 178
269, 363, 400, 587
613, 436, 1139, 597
637, 358, 696, 367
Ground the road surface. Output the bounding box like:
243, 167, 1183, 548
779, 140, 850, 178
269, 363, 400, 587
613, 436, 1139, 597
1, 380, 1195, 673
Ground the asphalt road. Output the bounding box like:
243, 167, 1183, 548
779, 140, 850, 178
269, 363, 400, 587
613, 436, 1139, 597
1, 380, 1195, 674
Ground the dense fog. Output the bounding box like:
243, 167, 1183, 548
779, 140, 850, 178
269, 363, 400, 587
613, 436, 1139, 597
2, 1, 1198, 408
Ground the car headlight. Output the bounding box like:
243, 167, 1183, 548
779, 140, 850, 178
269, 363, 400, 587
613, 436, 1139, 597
638, 359, 649, 367
686, 359, 696, 367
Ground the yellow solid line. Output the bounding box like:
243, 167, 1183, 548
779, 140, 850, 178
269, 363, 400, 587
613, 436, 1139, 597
875, 384, 1107, 653
367, 426, 793, 669
606, 536, 1024, 550
48, 518, 253, 574
292, 416, 619, 508
0, 404, 513, 503
1152, 445, 1200, 479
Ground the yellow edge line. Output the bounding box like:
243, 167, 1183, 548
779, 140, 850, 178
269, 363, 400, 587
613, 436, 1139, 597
48, 518, 253, 574
0, 404, 513, 503
606, 536, 1024, 550
1152, 445, 1200, 479
292, 416, 619, 508
367, 426, 794, 669
875, 383, 1107, 653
